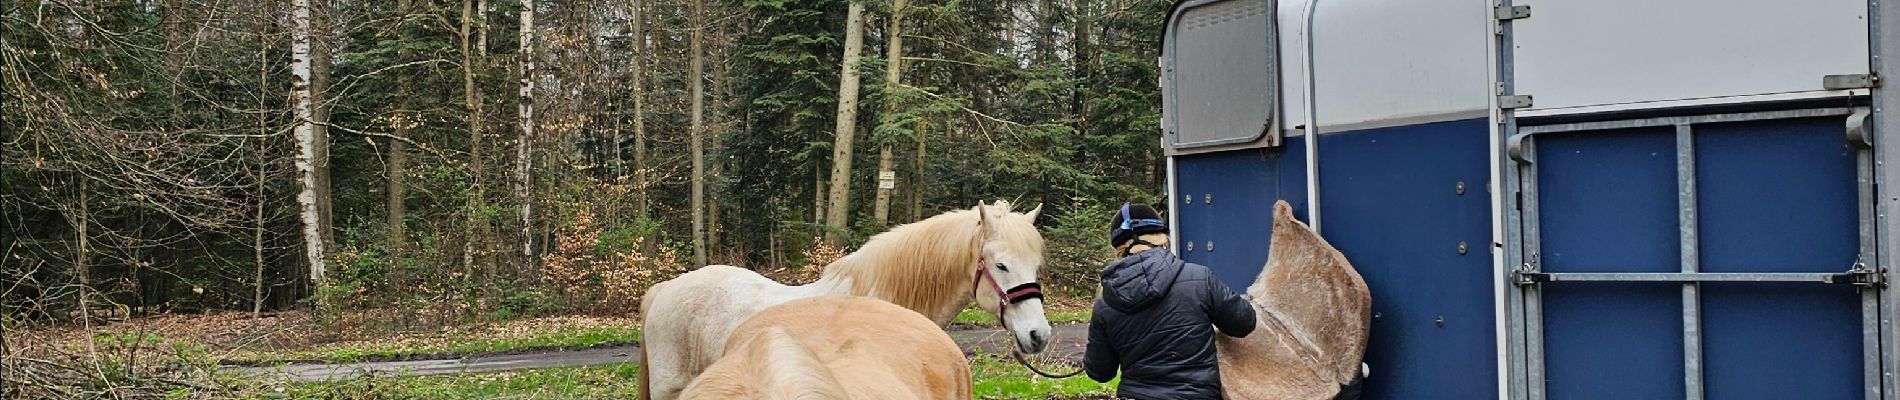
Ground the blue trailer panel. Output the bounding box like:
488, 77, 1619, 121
1534, 127, 1688, 398
1315, 119, 1497, 399
1174, 119, 1500, 398
1693, 117, 1862, 399
1173, 137, 1307, 289
1516, 112, 1874, 399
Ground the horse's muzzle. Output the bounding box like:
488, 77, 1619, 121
1025, 330, 1049, 353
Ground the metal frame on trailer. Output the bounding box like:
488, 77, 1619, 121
1498, 106, 1888, 400
1490, 0, 1531, 397
1496, 2, 1893, 398
1872, 0, 1900, 395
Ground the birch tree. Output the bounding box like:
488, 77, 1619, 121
291, 0, 328, 289
822, 1, 867, 243
517, 0, 537, 265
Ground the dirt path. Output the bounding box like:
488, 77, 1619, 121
232, 323, 1089, 382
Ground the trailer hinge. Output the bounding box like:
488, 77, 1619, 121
1494, 5, 1531, 21
1498, 95, 1533, 110
1823, 74, 1880, 90
1827, 262, 1886, 288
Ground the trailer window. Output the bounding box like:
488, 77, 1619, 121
1163, 0, 1277, 149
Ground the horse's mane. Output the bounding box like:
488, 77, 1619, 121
819, 201, 1042, 322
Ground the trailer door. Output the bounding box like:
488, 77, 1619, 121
1501, 108, 1883, 400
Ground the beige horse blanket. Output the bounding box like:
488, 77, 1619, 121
1216, 200, 1373, 399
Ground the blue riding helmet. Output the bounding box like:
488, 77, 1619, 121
1110, 203, 1169, 248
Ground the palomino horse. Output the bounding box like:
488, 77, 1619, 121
640, 201, 1053, 400
1217, 200, 1373, 399
679, 296, 972, 400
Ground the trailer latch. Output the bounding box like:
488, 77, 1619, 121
1826, 263, 1885, 288
1511, 263, 1543, 286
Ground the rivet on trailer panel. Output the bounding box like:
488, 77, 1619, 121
1435, 316, 1445, 328
1456, 181, 1466, 195
1184, 194, 1193, 205
1205, 194, 1212, 204
1458, 241, 1468, 255
1185, 241, 1193, 252
1206, 241, 1214, 252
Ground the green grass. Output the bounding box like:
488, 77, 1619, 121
260, 363, 643, 399
970, 354, 1117, 399
229, 325, 643, 364
253, 356, 1111, 400
955, 307, 1092, 326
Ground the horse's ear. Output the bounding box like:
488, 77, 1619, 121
1025, 203, 1043, 222
976, 201, 999, 235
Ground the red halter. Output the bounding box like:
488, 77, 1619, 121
972, 255, 1045, 316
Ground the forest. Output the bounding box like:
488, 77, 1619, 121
1, 0, 1170, 396
0, 0, 1170, 396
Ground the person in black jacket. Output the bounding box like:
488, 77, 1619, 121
1083, 203, 1258, 400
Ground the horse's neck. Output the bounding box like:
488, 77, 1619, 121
804, 261, 972, 325
795, 275, 855, 297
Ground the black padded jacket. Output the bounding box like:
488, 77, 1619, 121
1083, 248, 1258, 400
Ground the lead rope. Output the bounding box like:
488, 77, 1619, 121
973, 258, 1085, 379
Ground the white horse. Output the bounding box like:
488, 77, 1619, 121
679, 296, 972, 400
640, 201, 1053, 400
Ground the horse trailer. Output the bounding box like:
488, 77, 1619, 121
1159, 0, 1900, 398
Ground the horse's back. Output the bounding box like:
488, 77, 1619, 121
682, 327, 850, 400
644, 264, 794, 400
729, 296, 971, 400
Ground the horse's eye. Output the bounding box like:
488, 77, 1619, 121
994, 263, 1010, 272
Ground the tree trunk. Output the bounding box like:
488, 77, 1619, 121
74, 178, 89, 317
873, 149, 894, 225
162, 0, 186, 115
312, 0, 335, 249
254, 138, 268, 319
911, 117, 926, 222
477, 0, 489, 58
517, 0, 536, 268
255, 16, 272, 318
461, 0, 487, 278
291, 0, 328, 292
814, 163, 825, 238
689, 0, 708, 267
388, 0, 412, 287
632, 0, 653, 255
873, 0, 907, 226
822, 1, 867, 244
611, 88, 623, 181
707, 21, 729, 255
